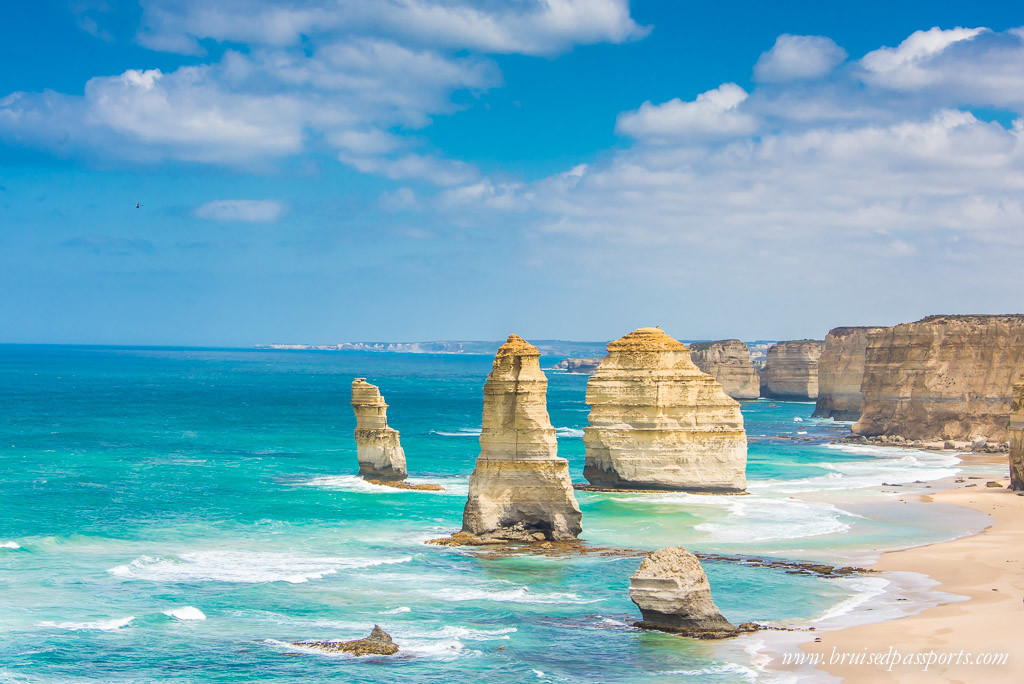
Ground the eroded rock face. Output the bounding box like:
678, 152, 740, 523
293, 625, 399, 656
461, 334, 582, 542
760, 340, 823, 400
1006, 378, 1023, 490
352, 379, 407, 481
688, 340, 760, 400
813, 327, 884, 421
552, 357, 602, 374
583, 328, 747, 493
852, 315, 1024, 443
630, 546, 737, 637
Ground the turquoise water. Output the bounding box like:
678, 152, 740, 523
0, 346, 995, 682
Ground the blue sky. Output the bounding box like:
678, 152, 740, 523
2, 1, 1024, 345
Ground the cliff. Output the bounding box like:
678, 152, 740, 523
853, 315, 1024, 443
552, 357, 602, 374
629, 546, 738, 638
351, 378, 407, 481
688, 340, 760, 400
813, 327, 885, 420
583, 327, 747, 493
1010, 377, 1024, 490
461, 334, 583, 542
759, 340, 823, 400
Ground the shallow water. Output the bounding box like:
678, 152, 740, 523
0, 346, 998, 682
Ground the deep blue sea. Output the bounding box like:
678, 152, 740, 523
0, 346, 998, 682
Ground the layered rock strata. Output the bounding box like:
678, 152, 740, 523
759, 340, 823, 400
583, 327, 747, 493
813, 327, 884, 420
852, 315, 1024, 443
351, 378, 407, 481
1012, 377, 1024, 491
552, 357, 602, 374
630, 546, 738, 638
461, 335, 582, 542
688, 340, 760, 400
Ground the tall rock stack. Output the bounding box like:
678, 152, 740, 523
583, 327, 747, 493
351, 378, 407, 481
1010, 376, 1024, 491
853, 315, 1024, 443
759, 340, 823, 400
461, 335, 582, 542
813, 326, 885, 420
688, 339, 760, 400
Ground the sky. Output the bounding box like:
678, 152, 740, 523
2, 1, 1024, 346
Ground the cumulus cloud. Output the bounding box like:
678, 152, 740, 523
860, 26, 986, 88
195, 199, 286, 222
754, 34, 847, 82
615, 83, 758, 142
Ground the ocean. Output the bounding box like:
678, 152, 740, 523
0, 346, 1000, 682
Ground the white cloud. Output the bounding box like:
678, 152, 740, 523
860, 26, 986, 88
615, 83, 758, 142
195, 199, 286, 222
754, 34, 847, 82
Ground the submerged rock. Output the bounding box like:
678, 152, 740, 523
1011, 376, 1024, 491
294, 625, 399, 656
688, 339, 760, 400
583, 327, 747, 493
760, 340, 823, 400
813, 326, 884, 421
351, 378, 407, 481
630, 546, 739, 638
461, 334, 583, 542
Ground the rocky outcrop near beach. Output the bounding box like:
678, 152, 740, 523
582, 327, 747, 493
1006, 376, 1024, 490
688, 340, 760, 400
461, 335, 583, 542
552, 357, 602, 374
630, 546, 739, 638
813, 327, 884, 421
852, 315, 1024, 443
351, 378, 407, 481
293, 625, 399, 656
759, 340, 823, 400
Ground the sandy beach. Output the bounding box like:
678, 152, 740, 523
799, 468, 1024, 682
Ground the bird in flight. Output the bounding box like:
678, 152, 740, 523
135, 202, 143, 209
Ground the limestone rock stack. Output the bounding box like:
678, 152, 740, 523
1010, 376, 1024, 490
688, 340, 760, 400
813, 327, 885, 421
351, 378, 407, 481
461, 334, 582, 542
583, 328, 747, 493
759, 340, 823, 400
853, 315, 1024, 443
629, 546, 737, 637
552, 357, 602, 374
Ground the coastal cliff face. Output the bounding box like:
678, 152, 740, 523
583, 327, 747, 493
552, 357, 602, 374
351, 379, 407, 481
629, 546, 737, 637
852, 315, 1024, 443
813, 327, 884, 421
1010, 377, 1024, 490
461, 334, 583, 541
760, 340, 823, 400
688, 340, 760, 400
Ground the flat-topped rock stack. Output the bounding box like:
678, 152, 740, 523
688, 340, 760, 400
813, 326, 885, 421
461, 334, 583, 542
351, 378, 407, 481
1010, 376, 1024, 490
759, 340, 823, 400
582, 327, 747, 493
552, 357, 602, 374
852, 315, 1024, 443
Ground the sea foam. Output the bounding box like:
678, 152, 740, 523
162, 606, 207, 621
0, 541, 20, 549
40, 616, 134, 631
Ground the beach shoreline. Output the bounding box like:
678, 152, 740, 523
786, 453, 1023, 682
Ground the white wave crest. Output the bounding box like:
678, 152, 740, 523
295, 475, 465, 496
426, 585, 599, 605
163, 606, 207, 621
814, 576, 891, 622
555, 427, 584, 438
108, 551, 411, 584
1, 541, 20, 549
430, 428, 481, 437
381, 606, 411, 614
40, 616, 134, 631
